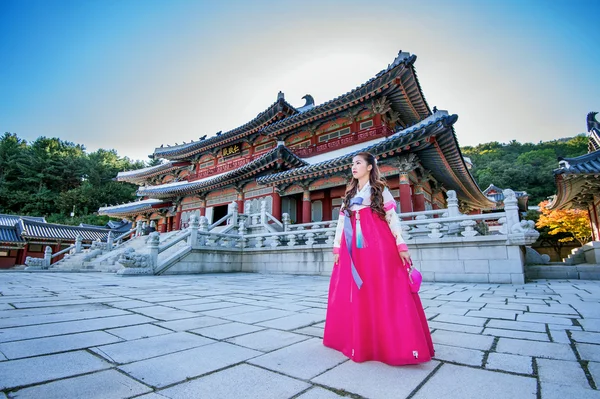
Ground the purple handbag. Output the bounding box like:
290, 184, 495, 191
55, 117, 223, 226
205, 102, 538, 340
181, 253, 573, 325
406, 261, 422, 293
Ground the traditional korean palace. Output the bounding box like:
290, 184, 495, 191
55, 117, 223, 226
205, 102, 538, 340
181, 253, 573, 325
549, 112, 600, 241
99, 51, 494, 230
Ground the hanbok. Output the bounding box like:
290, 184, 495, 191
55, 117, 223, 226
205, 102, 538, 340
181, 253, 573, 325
323, 183, 434, 365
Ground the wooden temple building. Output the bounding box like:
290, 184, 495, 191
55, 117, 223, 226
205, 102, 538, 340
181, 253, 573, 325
549, 112, 600, 241
99, 51, 494, 230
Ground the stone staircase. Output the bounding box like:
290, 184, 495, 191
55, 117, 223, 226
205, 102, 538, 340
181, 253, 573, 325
50, 230, 187, 273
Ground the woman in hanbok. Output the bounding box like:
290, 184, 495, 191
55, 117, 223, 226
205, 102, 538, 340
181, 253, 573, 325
323, 152, 434, 365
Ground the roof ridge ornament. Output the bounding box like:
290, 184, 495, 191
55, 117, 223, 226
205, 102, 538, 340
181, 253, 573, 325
587, 112, 599, 133
277, 91, 285, 101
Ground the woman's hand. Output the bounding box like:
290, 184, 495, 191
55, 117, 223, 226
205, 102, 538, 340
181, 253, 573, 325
399, 251, 411, 267
333, 254, 339, 266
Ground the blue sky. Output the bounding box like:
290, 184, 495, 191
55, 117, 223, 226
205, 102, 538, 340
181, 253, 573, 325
1, 0, 598, 162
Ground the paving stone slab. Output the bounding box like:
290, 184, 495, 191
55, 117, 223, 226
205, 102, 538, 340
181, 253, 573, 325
485, 352, 533, 374
8, 369, 152, 399
295, 387, 345, 399
576, 343, 600, 362
549, 328, 571, 344
107, 300, 153, 309
226, 329, 309, 352
0, 314, 154, 343
294, 326, 325, 338
0, 350, 7, 361
411, 364, 536, 399
571, 331, 600, 344
517, 313, 574, 325
0, 350, 111, 390
540, 382, 600, 399
431, 314, 487, 326
222, 309, 296, 324
496, 338, 577, 360
465, 309, 521, 320
427, 321, 482, 334
156, 316, 229, 331
537, 359, 589, 387
130, 305, 198, 321
483, 328, 550, 341
485, 319, 548, 333
177, 301, 242, 312
0, 308, 129, 329
0, 303, 111, 319
119, 342, 261, 388
191, 322, 264, 339
433, 344, 484, 366
587, 362, 600, 388
312, 359, 439, 399
528, 304, 579, 316
0, 330, 122, 360
249, 338, 347, 380
157, 364, 310, 399
199, 304, 267, 317
92, 331, 214, 364
106, 324, 171, 340
580, 319, 600, 332
257, 313, 325, 331
431, 330, 494, 351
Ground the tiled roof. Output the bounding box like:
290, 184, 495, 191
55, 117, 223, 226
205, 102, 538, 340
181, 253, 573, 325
260, 52, 429, 137
98, 199, 171, 216
0, 226, 24, 244
0, 214, 46, 227
152, 96, 298, 160
139, 144, 309, 199
117, 162, 190, 183
482, 184, 528, 201
555, 150, 600, 175
17, 219, 111, 242
257, 111, 494, 208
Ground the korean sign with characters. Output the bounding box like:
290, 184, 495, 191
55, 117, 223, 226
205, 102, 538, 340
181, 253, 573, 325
222, 144, 241, 157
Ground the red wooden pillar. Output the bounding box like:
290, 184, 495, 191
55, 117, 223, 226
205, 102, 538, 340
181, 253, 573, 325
174, 205, 183, 230
374, 113, 382, 126
199, 199, 206, 217
272, 190, 281, 220
17, 245, 28, 265
399, 172, 413, 214
412, 184, 426, 212
236, 191, 244, 214
323, 190, 332, 221
302, 190, 311, 224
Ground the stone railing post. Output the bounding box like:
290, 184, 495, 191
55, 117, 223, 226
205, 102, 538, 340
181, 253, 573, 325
135, 222, 142, 237
230, 201, 239, 228
282, 213, 290, 232
503, 189, 520, 230
199, 216, 208, 232
75, 234, 82, 253
260, 200, 267, 225
446, 190, 460, 217
107, 231, 114, 251
188, 214, 199, 246
147, 232, 160, 271
44, 246, 52, 268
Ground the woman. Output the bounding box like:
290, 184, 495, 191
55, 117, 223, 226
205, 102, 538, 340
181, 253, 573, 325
323, 152, 434, 365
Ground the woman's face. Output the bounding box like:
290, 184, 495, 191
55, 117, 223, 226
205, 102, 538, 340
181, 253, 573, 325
352, 155, 372, 181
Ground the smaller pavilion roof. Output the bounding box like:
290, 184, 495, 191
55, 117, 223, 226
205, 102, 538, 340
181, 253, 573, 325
548, 149, 600, 210
16, 219, 111, 242
0, 214, 46, 227
555, 151, 600, 176
138, 144, 308, 198
98, 199, 172, 217
116, 162, 191, 184
0, 226, 24, 244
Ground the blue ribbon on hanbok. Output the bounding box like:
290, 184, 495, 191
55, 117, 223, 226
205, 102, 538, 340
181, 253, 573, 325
344, 197, 364, 289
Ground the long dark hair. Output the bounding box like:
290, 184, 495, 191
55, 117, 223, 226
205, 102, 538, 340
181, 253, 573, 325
343, 152, 387, 220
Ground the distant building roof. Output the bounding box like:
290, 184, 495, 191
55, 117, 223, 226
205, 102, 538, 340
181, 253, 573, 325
0, 226, 24, 245
17, 219, 110, 242
0, 214, 46, 227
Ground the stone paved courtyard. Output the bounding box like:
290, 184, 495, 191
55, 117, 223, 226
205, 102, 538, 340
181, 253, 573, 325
0, 273, 599, 398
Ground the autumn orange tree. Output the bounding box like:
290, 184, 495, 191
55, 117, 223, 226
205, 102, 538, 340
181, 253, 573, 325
536, 201, 592, 246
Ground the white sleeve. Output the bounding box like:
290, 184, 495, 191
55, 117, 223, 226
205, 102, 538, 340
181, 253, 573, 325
383, 188, 408, 251
332, 208, 345, 254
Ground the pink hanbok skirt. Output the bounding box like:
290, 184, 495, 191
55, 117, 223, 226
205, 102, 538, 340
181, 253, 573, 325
323, 207, 434, 365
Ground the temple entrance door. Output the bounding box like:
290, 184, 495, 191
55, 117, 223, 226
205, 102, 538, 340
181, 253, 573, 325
212, 205, 228, 226
281, 197, 297, 224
